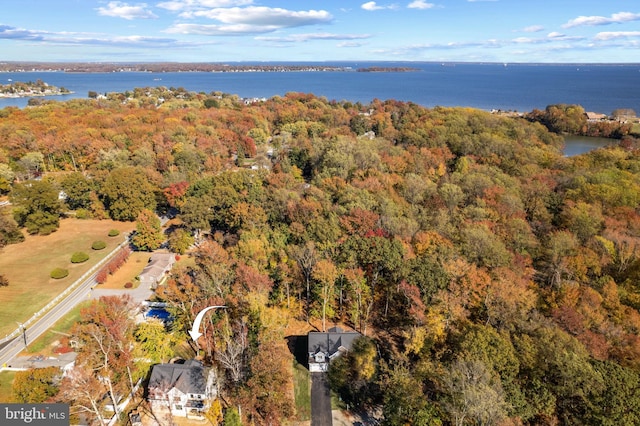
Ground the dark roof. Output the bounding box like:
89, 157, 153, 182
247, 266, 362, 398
308, 327, 361, 355
148, 359, 207, 394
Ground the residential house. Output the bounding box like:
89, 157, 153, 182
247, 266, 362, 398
139, 253, 176, 289
308, 327, 361, 373
148, 359, 217, 418
585, 111, 608, 122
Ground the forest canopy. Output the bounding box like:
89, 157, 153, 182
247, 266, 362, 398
2, 90, 640, 425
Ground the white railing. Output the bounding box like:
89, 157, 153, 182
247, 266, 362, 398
1, 235, 130, 344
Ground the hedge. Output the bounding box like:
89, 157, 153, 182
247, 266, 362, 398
71, 252, 89, 263
50, 268, 69, 279
92, 240, 107, 250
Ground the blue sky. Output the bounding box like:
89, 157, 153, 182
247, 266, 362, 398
1, 0, 639, 63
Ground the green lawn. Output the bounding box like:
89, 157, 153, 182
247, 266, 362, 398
0, 218, 133, 337
26, 302, 87, 355
293, 360, 311, 421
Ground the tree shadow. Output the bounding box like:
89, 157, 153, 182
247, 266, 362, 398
285, 334, 309, 368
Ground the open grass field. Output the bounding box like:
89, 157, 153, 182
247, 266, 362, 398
0, 218, 134, 337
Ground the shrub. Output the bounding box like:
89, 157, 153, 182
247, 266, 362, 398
108, 229, 120, 237
75, 209, 90, 219
124, 282, 133, 289
70, 252, 89, 263
92, 240, 106, 250
50, 268, 69, 279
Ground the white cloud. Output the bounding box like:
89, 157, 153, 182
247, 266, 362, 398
361, 2, 397, 11
255, 33, 371, 43
97, 1, 158, 20
522, 25, 544, 33
0, 25, 46, 41
157, 0, 253, 12
185, 7, 331, 25
408, 0, 435, 9
563, 11, 640, 28
0, 24, 188, 48
512, 37, 534, 44
337, 41, 365, 48
594, 31, 640, 41
166, 23, 271, 35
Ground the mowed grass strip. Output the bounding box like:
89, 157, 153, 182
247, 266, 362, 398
25, 301, 88, 356
0, 218, 133, 337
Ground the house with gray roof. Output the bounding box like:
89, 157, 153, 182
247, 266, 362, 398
147, 359, 217, 418
139, 253, 176, 289
308, 327, 361, 372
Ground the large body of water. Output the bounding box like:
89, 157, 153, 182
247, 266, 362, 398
1, 62, 639, 114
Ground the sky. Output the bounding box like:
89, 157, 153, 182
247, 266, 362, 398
1, 0, 639, 63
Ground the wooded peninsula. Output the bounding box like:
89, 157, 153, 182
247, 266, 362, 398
0, 79, 71, 98
1, 87, 640, 425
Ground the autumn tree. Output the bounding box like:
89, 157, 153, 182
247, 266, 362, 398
242, 339, 295, 425
328, 336, 378, 408
312, 258, 339, 331
343, 267, 374, 335
163, 180, 189, 208
0, 210, 24, 247
71, 295, 138, 418
528, 104, 587, 134
101, 166, 157, 221
17, 151, 44, 180
134, 320, 179, 365
11, 179, 62, 235
379, 362, 441, 425
132, 208, 164, 251
60, 172, 95, 211
167, 227, 194, 254
12, 366, 60, 403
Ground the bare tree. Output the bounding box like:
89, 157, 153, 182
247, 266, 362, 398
443, 359, 510, 426
291, 241, 317, 322
58, 365, 108, 426
216, 320, 248, 384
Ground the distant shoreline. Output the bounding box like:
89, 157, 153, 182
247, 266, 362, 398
1, 61, 639, 74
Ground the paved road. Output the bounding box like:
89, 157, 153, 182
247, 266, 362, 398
0, 271, 99, 367
0, 272, 156, 368
311, 372, 333, 426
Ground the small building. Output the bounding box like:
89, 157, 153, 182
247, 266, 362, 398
308, 327, 361, 373
147, 359, 217, 418
139, 253, 176, 289
585, 111, 608, 122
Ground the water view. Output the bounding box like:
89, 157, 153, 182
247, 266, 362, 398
563, 135, 618, 157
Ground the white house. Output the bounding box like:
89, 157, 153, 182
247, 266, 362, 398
147, 359, 217, 418
139, 253, 176, 289
308, 327, 361, 373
